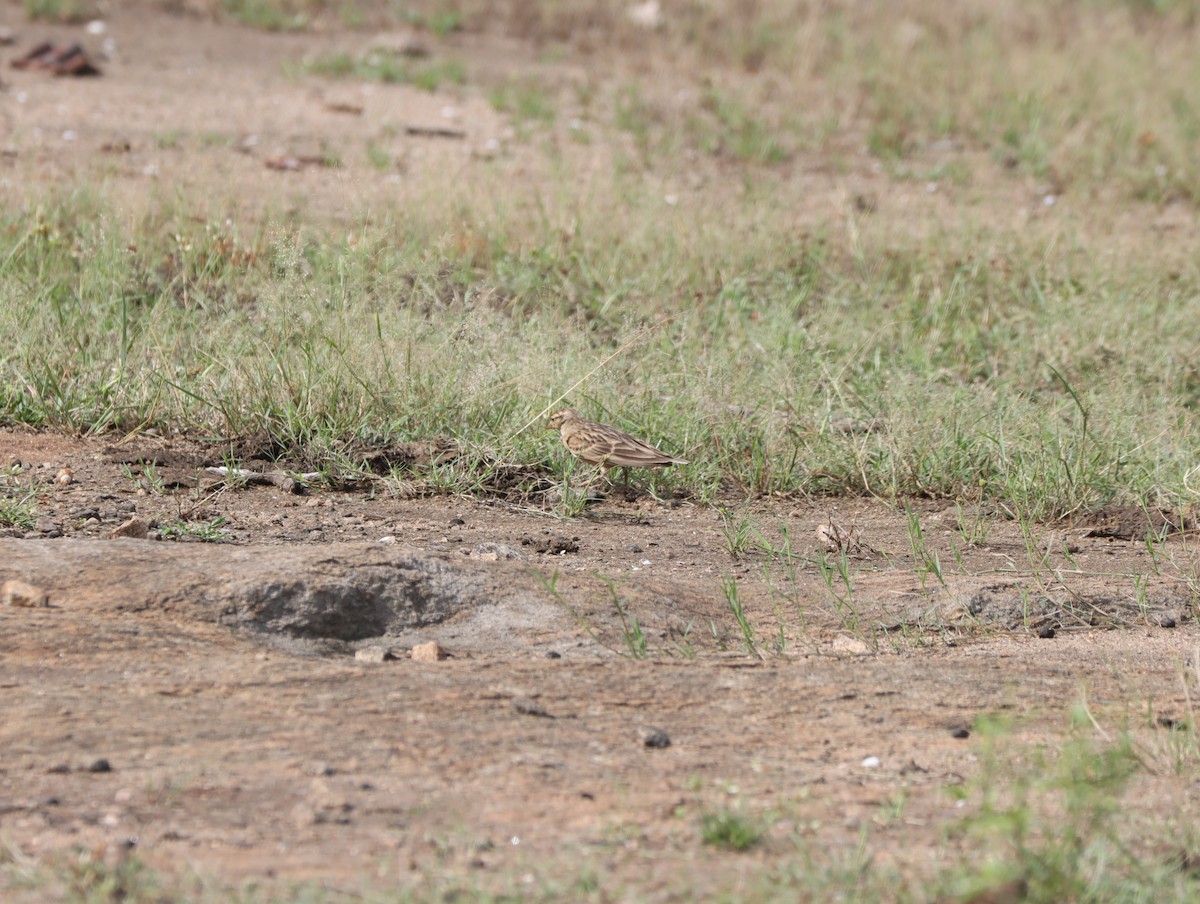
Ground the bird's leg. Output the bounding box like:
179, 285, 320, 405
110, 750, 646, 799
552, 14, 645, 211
582, 463, 605, 498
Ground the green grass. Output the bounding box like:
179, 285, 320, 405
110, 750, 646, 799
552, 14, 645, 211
158, 516, 229, 542
489, 79, 557, 126
1, 186, 1198, 517
0, 483, 37, 530
303, 51, 466, 90
4, 0, 1200, 521
700, 808, 765, 851
21, 0, 96, 22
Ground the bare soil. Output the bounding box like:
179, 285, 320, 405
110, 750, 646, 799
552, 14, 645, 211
2, 6, 1200, 899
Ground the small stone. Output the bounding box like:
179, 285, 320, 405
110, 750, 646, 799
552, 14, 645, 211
377, 535, 397, 544
35, 516, 60, 536
55, 467, 74, 485
627, 0, 663, 29
951, 728, 970, 739
831, 635, 869, 655
109, 516, 149, 539
2, 579, 49, 608
1158, 612, 1179, 629
468, 543, 523, 561
46, 763, 70, 774
861, 756, 881, 769
355, 646, 396, 663
1037, 625, 1056, 639
449, 517, 465, 526
411, 641, 446, 662
817, 521, 861, 553
88, 758, 113, 773
544, 650, 562, 659
367, 31, 429, 58
640, 727, 671, 749
626, 544, 644, 554
512, 697, 551, 718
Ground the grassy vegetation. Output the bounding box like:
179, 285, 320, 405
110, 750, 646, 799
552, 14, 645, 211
2, 184, 1198, 520
0, 469, 37, 530
3, 0, 1196, 522
21, 0, 97, 22
303, 51, 467, 91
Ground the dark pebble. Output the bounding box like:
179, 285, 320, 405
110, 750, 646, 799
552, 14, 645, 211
512, 697, 552, 718
42, 796, 61, 807
544, 650, 562, 659
626, 544, 644, 554
88, 758, 113, 773
449, 518, 465, 526
1159, 614, 1178, 629
1037, 626, 1056, 639
641, 728, 671, 749
46, 763, 70, 774
951, 728, 970, 739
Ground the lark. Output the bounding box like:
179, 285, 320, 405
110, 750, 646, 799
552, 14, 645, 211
546, 407, 687, 487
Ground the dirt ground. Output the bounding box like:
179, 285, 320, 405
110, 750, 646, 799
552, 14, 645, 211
3, 5, 1200, 899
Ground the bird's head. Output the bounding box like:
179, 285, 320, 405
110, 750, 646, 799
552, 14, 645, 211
546, 407, 578, 431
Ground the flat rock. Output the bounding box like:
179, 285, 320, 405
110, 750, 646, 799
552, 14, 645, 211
109, 516, 150, 539
0, 540, 555, 648
2, 578, 49, 608
411, 640, 446, 661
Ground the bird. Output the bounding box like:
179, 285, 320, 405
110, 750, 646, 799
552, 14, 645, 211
546, 407, 687, 488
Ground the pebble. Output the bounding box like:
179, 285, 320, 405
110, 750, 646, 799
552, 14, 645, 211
468, 543, 523, 561
55, 467, 74, 485
2, 579, 49, 608
35, 516, 61, 536
354, 646, 396, 663
861, 756, 881, 769
411, 641, 446, 662
640, 727, 671, 749
512, 697, 551, 718
544, 650, 562, 660
951, 728, 971, 739
88, 758, 113, 773
1037, 625, 1056, 639
831, 635, 869, 655
109, 516, 149, 540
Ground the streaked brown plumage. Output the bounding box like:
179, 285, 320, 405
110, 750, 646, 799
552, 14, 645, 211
547, 407, 687, 471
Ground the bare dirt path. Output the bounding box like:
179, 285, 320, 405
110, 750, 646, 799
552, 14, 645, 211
3, 426, 1200, 897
